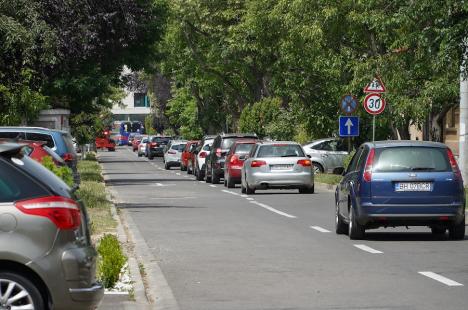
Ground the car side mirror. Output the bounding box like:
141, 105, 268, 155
239, 154, 247, 160
307, 154, 311, 158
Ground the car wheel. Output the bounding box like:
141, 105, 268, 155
348, 206, 365, 240
205, 166, 212, 183
335, 203, 347, 235
0, 272, 45, 310
226, 174, 235, 188
299, 186, 314, 194
148, 155, 154, 160
165, 163, 170, 170
138, 153, 142, 157
211, 168, 220, 184
245, 178, 255, 195
431, 227, 446, 235
313, 162, 324, 174
448, 217, 465, 240
181, 164, 187, 171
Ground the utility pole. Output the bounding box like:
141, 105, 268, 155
459, 45, 468, 182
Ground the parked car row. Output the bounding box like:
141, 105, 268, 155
0, 127, 103, 309
130, 135, 466, 241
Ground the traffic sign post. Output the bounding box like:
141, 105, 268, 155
363, 92, 386, 142
339, 116, 359, 137
364, 76, 386, 93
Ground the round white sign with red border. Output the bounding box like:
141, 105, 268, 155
363, 93, 386, 115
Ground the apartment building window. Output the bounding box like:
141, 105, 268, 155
134, 93, 150, 107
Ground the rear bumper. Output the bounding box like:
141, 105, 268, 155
69, 283, 104, 304
149, 148, 164, 156
358, 202, 465, 226
227, 168, 242, 180
249, 171, 314, 189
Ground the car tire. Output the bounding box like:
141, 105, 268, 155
299, 186, 314, 194
187, 164, 192, 175
245, 178, 255, 194
138, 153, 142, 157
165, 163, 170, 170
335, 203, 347, 235
448, 217, 465, 240
196, 167, 203, 181
313, 162, 324, 174
148, 155, 154, 160
0, 272, 45, 310
211, 168, 220, 184
181, 164, 187, 172
348, 207, 365, 240
241, 176, 247, 194
431, 227, 446, 235
108, 148, 115, 152
226, 174, 235, 188
205, 166, 212, 183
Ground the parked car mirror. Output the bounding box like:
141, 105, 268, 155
307, 154, 311, 158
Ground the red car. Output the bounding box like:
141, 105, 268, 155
95, 130, 116, 151
132, 135, 144, 152
181, 140, 200, 172
20, 141, 65, 166
224, 140, 257, 188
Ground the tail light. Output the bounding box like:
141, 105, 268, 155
230, 155, 243, 167
15, 196, 81, 230
447, 148, 462, 181
168, 150, 176, 155
251, 160, 267, 168
363, 148, 375, 182
216, 148, 222, 158
199, 151, 207, 158
151, 142, 158, 147
297, 159, 312, 167
62, 153, 74, 162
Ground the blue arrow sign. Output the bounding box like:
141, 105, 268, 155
339, 116, 359, 137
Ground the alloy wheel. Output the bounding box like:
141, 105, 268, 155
0, 279, 34, 310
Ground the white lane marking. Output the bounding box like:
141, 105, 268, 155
222, 190, 241, 196
104, 291, 129, 295
209, 185, 217, 188
198, 181, 204, 183
246, 197, 254, 201
241, 195, 249, 198
353, 244, 383, 254
153, 183, 176, 187
176, 173, 181, 175
310, 226, 331, 233
418, 272, 464, 287
184, 176, 189, 178
249, 201, 296, 218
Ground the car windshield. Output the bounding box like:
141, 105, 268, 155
171, 144, 186, 151
153, 137, 170, 144
234, 143, 254, 154
373, 147, 450, 172
257, 144, 305, 158
222, 137, 257, 149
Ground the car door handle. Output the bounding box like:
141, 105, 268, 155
321, 154, 328, 158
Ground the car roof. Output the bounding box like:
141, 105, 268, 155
365, 140, 447, 149
0, 126, 68, 134
233, 139, 257, 144
304, 137, 338, 145
218, 133, 257, 138
259, 141, 301, 146
171, 140, 187, 144
0, 142, 24, 154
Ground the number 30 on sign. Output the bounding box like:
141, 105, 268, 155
363, 93, 386, 115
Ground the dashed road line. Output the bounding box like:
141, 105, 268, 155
222, 190, 240, 196
418, 272, 463, 287
310, 226, 331, 233
246, 197, 254, 201
353, 244, 383, 254
209, 185, 217, 188
249, 201, 296, 218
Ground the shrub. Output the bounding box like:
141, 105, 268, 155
78, 160, 104, 182
84, 152, 97, 161
41, 156, 74, 187
97, 234, 127, 288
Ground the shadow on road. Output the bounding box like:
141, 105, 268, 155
364, 232, 467, 242
105, 178, 194, 186
117, 202, 203, 209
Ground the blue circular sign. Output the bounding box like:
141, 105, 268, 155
340, 95, 358, 114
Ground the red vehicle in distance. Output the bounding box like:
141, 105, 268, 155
181, 140, 200, 173
224, 140, 257, 188
132, 135, 144, 152
95, 130, 116, 151
0, 139, 65, 166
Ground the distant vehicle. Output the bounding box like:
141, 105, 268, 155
205, 133, 258, 184
147, 136, 172, 159
0, 143, 103, 309
335, 141, 465, 240
194, 135, 216, 181
224, 140, 257, 188
181, 140, 200, 172
303, 138, 350, 174
187, 143, 200, 175
137, 137, 149, 157
163, 140, 187, 169
95, 130, 116, 151
241, 141, 314, 194
118, 121, 145, 146
132, 134, 144, 152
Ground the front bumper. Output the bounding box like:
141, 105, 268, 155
249, 171, 314, 189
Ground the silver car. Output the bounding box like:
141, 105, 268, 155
241, 141, 314, 194
163, 140, 187, 169
137, 136, 149, 157
303, 138, 349, 174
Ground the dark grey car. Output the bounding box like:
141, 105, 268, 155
0, 143, 103, 309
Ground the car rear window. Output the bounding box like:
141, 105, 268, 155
257, 144, 305, 158
153, 137, 170, 144
0, 156, 50, 203
61, 133, 77, 155
171, 144, 186, 151
0, 132, 26, 139
221, 137, 257, 149
25, 132, 55, 148
373, 147, 450, 172
234, 144, 254, 154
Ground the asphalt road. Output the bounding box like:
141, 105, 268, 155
100, 147, 468, 310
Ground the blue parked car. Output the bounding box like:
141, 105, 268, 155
335, 141, 465, 240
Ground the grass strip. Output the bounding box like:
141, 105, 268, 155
315, 173, 342, 185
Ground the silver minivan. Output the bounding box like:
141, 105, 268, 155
0, 143, 103, 309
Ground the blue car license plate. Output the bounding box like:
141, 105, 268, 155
395, 182, 432, 192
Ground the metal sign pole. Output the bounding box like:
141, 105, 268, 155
372, 115, 376, 141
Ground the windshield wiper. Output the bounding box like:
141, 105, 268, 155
281, 155, 298, 157
411, 167, 435, 171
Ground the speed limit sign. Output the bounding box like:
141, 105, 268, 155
363, 93, 386, 115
